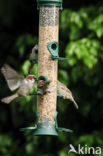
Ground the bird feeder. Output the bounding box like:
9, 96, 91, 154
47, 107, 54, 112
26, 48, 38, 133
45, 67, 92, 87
21, 0, 72, 136
34, 0, 72, 136
35, 0, 61, 136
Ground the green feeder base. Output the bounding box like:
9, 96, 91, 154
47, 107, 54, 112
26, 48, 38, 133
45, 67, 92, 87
20, 112, 72, 136
34, 121, 58, 136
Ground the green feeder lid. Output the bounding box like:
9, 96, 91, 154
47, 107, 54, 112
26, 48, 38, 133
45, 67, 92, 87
37, 0, 62, 8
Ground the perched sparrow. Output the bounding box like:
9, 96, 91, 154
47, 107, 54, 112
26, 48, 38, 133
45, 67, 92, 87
29, 44, 38, 74
57, 81, 78, 109
37, 79, 51, 95
1, 64, 37, 104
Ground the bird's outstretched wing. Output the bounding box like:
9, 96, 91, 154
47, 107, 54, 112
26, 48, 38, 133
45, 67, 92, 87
1, 64, 24, 91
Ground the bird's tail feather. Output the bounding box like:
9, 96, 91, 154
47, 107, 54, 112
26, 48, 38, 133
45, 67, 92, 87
71, 98, 78, 109
1, 93, 18, 104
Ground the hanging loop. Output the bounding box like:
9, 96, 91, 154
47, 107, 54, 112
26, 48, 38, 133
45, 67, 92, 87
47, 41, 67, 60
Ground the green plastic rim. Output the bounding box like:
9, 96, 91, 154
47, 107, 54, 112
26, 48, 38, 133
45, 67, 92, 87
38, 75, 50, 82
34, 121, 58, 136
37, 0, 62, 8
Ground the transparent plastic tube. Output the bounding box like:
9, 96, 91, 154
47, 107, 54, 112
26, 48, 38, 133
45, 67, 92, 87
38, 6, 59, 125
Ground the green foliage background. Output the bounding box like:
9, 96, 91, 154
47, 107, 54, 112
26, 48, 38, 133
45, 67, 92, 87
0, 0, 103, 155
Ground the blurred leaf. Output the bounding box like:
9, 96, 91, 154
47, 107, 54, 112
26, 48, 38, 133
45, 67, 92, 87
58, 70, 69, 85
16, 34, 37, 58
65, 39, 100, 68
21, 60, 31, 75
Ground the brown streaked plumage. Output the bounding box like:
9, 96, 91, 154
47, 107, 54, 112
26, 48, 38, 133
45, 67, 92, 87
57, 81, 78, 109
37, 80, 51, 94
